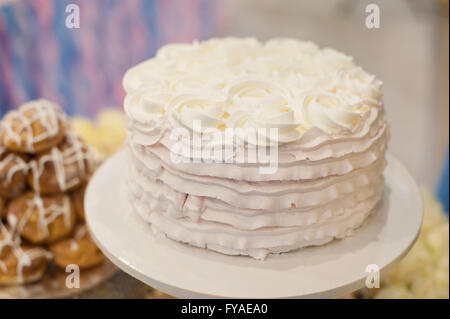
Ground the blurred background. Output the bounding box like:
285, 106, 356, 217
220, 0, 449, 201
0, 0, 448, 299
0, 0, 448, 201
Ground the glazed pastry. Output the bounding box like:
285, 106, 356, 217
71, 182, 87, 221
49, 224, 104, 270
0, 146, 29, 198
6, 192, 76, 245
28, 132, 94, 194
0, 223, 51, 286
0, 99, 67, 154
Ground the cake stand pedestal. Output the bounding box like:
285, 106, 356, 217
85, 150, 423, 299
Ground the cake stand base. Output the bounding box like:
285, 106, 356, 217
85, 149, 423, 299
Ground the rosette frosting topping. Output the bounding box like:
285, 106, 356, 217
124, 37, 382, 142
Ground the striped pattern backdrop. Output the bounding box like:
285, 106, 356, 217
0, 0, 223, 117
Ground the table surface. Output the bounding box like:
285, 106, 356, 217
73, 271, 173, 299
73, 270, 358, 298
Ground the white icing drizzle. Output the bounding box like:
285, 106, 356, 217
73, 225, 88, 240
0, 222, 51, 283
70, 240, 79, 252
14, 194, 72, 238
69, 226, 89, 252
29, 131, 93, 193
0, 99, 66, 152
0, 148, 29, 187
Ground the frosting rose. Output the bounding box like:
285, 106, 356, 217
167, 94, 227, 132
124, 86, 172, 125
295, 89, 368, 134
227, 80, 301, 144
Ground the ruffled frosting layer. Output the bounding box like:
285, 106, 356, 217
127, 139, 385, 259
128, 156, 383, 230
128, 172, 381, 260
129, 143, 386, 210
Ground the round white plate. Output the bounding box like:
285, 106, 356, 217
85, 149, 423, 299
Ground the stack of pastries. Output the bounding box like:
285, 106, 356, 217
0, 99, 104, 286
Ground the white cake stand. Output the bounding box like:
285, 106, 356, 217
85, 149, 423, 299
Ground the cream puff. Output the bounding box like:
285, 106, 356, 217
28, 133, 94, 194
6, 192, 76, 245
0, 99, 67, 154
0, 147, 29, 198
49, 224, 104, 270
0, 224, 51, 286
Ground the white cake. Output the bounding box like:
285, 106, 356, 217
123, 38, 389, 260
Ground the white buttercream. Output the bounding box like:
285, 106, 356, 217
123, 38, 383, 142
